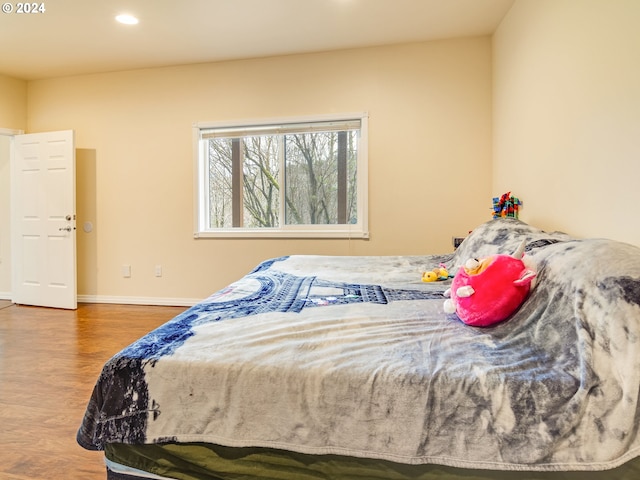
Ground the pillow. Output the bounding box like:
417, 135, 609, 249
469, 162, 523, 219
451, 218, 570, 273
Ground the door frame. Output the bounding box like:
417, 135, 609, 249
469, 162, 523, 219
0, 128, 23, 301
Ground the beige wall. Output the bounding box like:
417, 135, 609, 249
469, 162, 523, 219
493, 0, 640, 245
26, 37, 493, 302
0, 74, 27, 297
0, 73, 27, 130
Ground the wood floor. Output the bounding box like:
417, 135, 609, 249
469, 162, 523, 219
0, 303, 187, 480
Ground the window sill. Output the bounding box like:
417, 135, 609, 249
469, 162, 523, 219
194, 228, 369, 239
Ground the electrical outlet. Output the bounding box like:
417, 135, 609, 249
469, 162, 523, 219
452, 237, 466, 249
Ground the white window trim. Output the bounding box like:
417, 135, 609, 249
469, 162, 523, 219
193, 113, 369, 239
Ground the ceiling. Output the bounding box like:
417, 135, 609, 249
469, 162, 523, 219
0, 0, 514, 81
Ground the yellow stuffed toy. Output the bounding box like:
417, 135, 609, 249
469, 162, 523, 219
422, 264, 450, 282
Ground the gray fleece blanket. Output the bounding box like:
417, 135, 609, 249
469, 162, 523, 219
78, 219, 640, 472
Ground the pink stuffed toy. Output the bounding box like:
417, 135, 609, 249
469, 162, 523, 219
443, 240, 536, 327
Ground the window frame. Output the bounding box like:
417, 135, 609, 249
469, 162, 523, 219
193, 113, 369, 239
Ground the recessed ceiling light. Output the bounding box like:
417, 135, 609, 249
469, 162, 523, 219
116, 14, 139, 25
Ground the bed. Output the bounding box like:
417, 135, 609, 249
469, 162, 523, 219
77, 218, 640, 479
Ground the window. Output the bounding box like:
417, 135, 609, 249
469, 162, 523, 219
193, 113, 368, 238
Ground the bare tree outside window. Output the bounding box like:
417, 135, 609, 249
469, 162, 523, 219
284, 131, 358, 226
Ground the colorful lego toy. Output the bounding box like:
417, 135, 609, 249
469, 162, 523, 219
492, 192, 522, 219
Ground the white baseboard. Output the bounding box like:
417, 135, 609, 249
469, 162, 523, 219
0, 292, 199, 307
77, 295, 201, 307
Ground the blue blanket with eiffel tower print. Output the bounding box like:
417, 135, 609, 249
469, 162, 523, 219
78, 219, 640, 472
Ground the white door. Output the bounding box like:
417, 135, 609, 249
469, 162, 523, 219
11, 130, 77, 309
